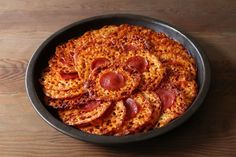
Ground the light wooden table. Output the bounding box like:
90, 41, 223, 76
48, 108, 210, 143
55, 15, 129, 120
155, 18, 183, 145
0, 0, 236, 156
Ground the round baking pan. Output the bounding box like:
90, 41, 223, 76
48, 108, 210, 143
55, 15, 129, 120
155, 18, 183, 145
25, 14, 211, 144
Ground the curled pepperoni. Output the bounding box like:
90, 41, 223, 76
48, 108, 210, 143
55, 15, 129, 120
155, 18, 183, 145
100, 72, 125, 90
91, 58, 109, 70
80, 101, 100, 112
126, 56, 148, 73
124, 98, 140, 119
60, 71, 78, 80
156, 89, 176, 110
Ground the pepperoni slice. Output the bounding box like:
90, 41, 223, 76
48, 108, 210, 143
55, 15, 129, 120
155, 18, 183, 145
126, 56, 148, 73
60, 71, 78, 80
100, 72, 125, 90
91, 58, 109, 70
124, 44, 138, 51
80, 101, 101, 112
124, 98, 140, 119
60, 52, 74, 66
156, 89, 176, 110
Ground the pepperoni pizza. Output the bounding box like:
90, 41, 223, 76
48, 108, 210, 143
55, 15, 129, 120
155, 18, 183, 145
39, 24, 198, 136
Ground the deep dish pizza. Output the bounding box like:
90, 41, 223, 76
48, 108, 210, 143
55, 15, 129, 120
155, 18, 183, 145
40, 24, 198, 136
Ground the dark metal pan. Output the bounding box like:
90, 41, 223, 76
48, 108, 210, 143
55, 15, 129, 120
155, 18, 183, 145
25, 14, 211, 144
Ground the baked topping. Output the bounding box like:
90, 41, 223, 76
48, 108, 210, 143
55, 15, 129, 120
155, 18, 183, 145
124, 98, 140, 119
100, 72, 125, 90
79, 101, 101, 111
156, 88, 176, 110
126, 56, 148, 73
60, 71, 79, 80
91, 58, 109, 70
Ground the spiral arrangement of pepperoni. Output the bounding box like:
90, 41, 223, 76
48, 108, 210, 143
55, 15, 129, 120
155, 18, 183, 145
39, 24, 198, 136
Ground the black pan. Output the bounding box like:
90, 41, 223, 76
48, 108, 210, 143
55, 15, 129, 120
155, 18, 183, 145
25, 14, 211, 144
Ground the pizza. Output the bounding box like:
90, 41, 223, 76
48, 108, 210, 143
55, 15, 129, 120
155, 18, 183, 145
39, 24, 198, 136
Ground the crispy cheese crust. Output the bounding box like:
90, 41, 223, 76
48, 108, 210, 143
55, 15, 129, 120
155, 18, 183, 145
142, 91, 162, 131
79, 101, 126, 135
39, 24, 198, 136
74, 46, 120, 81
58, 101, 111, 125
115, 93, 153, 136
120, 50, 165, 90
87, 65, 141, 101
